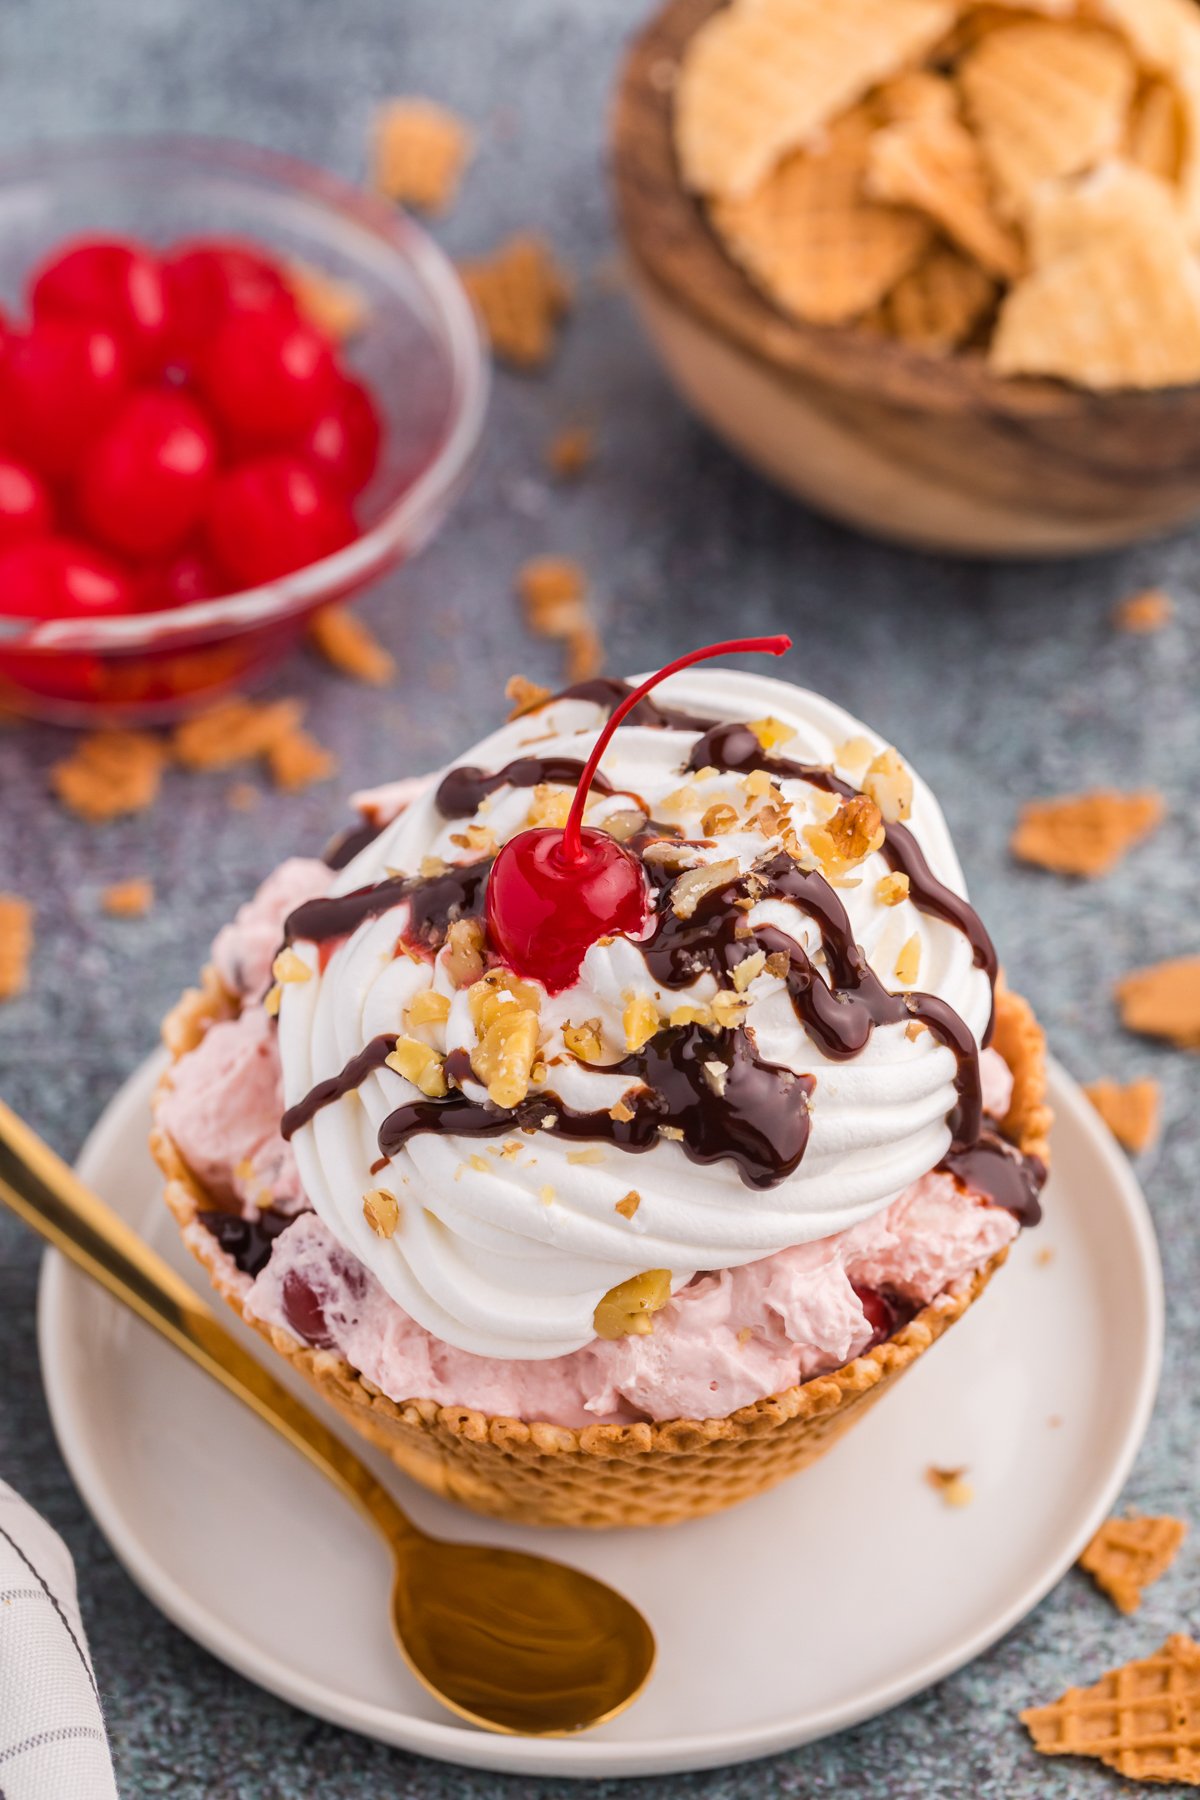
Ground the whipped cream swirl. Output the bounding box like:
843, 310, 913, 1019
276, 670, 995, 1360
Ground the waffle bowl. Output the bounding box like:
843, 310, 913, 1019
151, 978, 1049, 1529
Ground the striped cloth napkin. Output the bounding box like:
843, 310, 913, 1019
0, 1481, 118, 1799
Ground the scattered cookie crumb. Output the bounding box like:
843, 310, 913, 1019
0, 895, 34, 1001
460, 234, 572, 370
267, 726, 337, 793
372, 98, 473, 213
615, 1190, 641, 1220
1021, 1634, 1200, 1784
926, 1465, 974, 1508
1114, 588, 1173, 634
505, 673, 552, 718
1011, 790, 1165, 878
101, 878, 154, 919
308, 607, 395, 686
546, 425, 595, 481
50, 730, 167, 822
1035, 1246, 1056, 1268
1085, 1078, 1161, 1153
173, 697, 303, 771
1116, 956, 1200, 1051
1080, 1514, 1187, 1615
286, 262, 368, 341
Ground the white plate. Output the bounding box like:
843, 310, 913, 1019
39, 1054, 1162, 1780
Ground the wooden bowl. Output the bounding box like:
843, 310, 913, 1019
612, 0, 1200, 557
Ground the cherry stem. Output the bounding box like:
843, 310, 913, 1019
559, 634, 793, 866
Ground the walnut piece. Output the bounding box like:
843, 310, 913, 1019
593, 1269, 672, 1338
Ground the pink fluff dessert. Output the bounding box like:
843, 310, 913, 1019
152, 664, 1050, 1525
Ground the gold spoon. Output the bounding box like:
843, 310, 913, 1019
0, 1097, 656, 1736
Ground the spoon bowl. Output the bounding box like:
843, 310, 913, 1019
392, 1539, 656, 1735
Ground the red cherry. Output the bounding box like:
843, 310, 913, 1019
852, 1284, 898, 1348
78, 390, 219, 560
157, 546, 226, 608
163, 239, 293, 362
31, 236, 169, 375
0, 458, 54, 549
485, 635, 793, 992
298, 378, 382, 495
200, 307, 335, 445
2, 320, 129, 477
0, 538, 133, 620
206, 455, 355, 587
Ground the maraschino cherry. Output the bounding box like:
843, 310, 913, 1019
485, 634, 793, 993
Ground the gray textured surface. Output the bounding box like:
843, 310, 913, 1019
0, 1, 1197, 1795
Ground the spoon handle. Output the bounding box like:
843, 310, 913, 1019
0, 1096, 419, 1548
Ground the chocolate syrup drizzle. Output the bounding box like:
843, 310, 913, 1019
198, 1208, 291, 1277
279, 681, 1042, 1220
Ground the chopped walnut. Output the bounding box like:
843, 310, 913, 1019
641, 840, 700, 874
526, 783, 573, 829
863, 748, 913, 824
764, 951, 790, 979
593, 1269, 671, 1338
600, 807, 648, 842
743, 768, 777, 800
563, 1019, 604, 1063
609, 1097, 636, 1123
442, 918, 485, 987
263, 984, 282, 1017
505, 673, 552, 718
702, 1059, 729, 1097
468, 969, 541, 1030
272, 948, 312, 985
711, 988, 747, 1029
732, 949, 766, 992
387, 1036, 449, 1098
566, 1147, 603, 1165
877, 871, 910, 907
623, 993, 660, 1052
748, 716, 795, 752
669, 1002, 713, 1029
701, 801, 740, 836
471, 1004, 540, 1108
805, 795, 885, 872
615, 1190, 641, 1219
449, 823, 496, 856
406, 990, 451, 1027
894, 935, 921, 986
835, 736, 875, 781
671, 857, 740, 919
362, 1187, 400, 1238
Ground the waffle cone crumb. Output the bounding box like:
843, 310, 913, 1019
0, 895, 34, 1001
372, 98, 473, 214
1115, 588, 1174, 633
286, 263, 368, 341
1012, 790, 1164, 878
1021, 1633, 1200, 1783
151, 974, 1049, 1528
459, 234, 572, 370
51, 730, 166, 822
1080, 1514, 1187, 1614
100, 878, 154, 919
308, 607, 396, 686
1085, 1077, 1161, 1153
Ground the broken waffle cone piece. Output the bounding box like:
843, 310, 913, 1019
866, 109, 1023, 280
958, 19, 1137, 220
308, 606, 395, 686
1080, 1514, 1187, 1614
1085, 1079, 1161, 1154
711, 107, 931, 326
100, 878, 154, 919
1021, 1633, 1200, 1783
1127, 79, 1186, 183
1010, 789, 1165, 877
372, 98, 473, 214
1115, 956, 1200, 1050
459, 234, 573, 370
674, 0, 957, 200
886, 245, 997, 351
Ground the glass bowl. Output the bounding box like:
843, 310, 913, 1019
0, 134, 488, 725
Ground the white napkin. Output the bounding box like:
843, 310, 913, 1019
0, 1481, 118, 1800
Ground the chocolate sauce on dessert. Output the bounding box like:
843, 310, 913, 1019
378, 1024, 813, 1188
281, 1034, 398, 1140
322, 816, 384, 871
198, 1208, 290, 1277
554, 676, 716, 733
941, 1130, 1046, 1225
436, 757, 615, 819
687, 722, 998, 1003
283, 858, 491, 955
